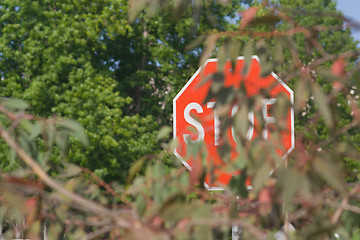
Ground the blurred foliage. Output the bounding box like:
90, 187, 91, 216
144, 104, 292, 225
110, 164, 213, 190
0, 0, 360, 239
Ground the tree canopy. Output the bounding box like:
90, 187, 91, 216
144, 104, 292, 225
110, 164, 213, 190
0, 0, 247, 182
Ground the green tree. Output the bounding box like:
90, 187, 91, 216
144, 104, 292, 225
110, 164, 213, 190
0, 0, 160, 182
0, 0, 246, 182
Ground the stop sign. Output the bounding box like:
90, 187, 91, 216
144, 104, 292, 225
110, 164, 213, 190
173, 56, 294, 190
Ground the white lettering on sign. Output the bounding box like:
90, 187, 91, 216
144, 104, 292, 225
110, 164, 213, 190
231, 105, 254, 142
261, 98, 277, 140
183, 98, 277, 144
207, 101, 220, 146
183, 102, 205, 144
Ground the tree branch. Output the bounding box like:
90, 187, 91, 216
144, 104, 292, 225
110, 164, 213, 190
0, 126, 130, 228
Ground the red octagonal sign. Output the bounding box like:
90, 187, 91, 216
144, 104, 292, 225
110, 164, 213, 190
173, 56, 294, 190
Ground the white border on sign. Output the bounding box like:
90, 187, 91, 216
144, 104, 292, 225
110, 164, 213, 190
173, 56, 294, 191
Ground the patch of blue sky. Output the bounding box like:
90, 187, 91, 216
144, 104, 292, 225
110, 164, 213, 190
336, 0, 360, 43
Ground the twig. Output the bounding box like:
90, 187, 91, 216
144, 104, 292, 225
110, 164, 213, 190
80, 226, 112, 240
81, 167, 130, 205
0, 126, 130, 228
283, 49, 360, 82
188, 218, 265, 239
278, 6, 360, 29
219, 26, 311, 38
308, 50, 360, 70
331, 196, 349, 224
328, 187, 360, 223
218, 23, 358, 40
0, 105, 35, 121
326, 200, 360, 215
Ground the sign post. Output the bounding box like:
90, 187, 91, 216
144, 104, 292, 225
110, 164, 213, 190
173, 56, 294, 190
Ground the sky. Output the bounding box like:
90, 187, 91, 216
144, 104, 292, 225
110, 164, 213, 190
336, 0, 360, 42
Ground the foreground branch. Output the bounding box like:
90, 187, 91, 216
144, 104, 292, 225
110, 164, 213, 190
0, 126, 130, 229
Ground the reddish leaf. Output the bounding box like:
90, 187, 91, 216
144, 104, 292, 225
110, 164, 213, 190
258, 187, 272, 215
177, 217, 191, 231
301, 199, 312, 209
240, 7, 258, 30
190, 157, 203, 187
331, 58, 345, 76
351, 101, 360, 120
332, 81, 343, 91
152, 216, 163, 229
25, 197, 39, 228
295, 139, 311, 169
26, 197, 38, 209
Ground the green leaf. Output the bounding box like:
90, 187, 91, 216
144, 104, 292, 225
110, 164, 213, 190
0, 207, 6, 223
3, 98, 29, 111
311, 82, 333, 128
313, 156, 345, 193
218, 142, 231, 162
279, 168, 301, 207
127, 157, 147, 185
234, 105, 249, 139
56, 164, 82, 179
242, 40, 253, 76
233, 151, 248, 170
256, 39, 268, 58
56, 119, 89, 145
230, 40, 241, 70
10, 145, 17, 164
273, 39, 284, 64
186, 34, 208, 51
209, 72, 225, 95
154, 181, 165, 206
217, 41, 229, 72
317, 68, 341, 82
295, 79, 310, 113
197, 73, 217, 90
260, 61, 274, 78
55, 132, 68, 155
157, 126, 171, 140
160, 201, 210, 224
48, 223, 62, 240
186, 142, 205, 159
160, 202, 190, 223
46, 123, 55, 153
216, 87, 235, 105
250, 14, 281, 27
352, 69, 360, 89
273, 93, 291, 130
136, 194, 147, 217
19, 132, 31, 155
200, 34, 218, 67
29, 220, 41, 237
158, 192, 186, 213
128, 0, 148, 23
194, 223, 213, 240
172, 0, 192, 21
229, 168, 248, 198
253, 161, 270, 192
29, 122, 44, 140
